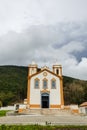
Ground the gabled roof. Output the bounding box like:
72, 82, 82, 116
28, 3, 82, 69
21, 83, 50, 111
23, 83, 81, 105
80, 102, 87, 107
29, 68, 62, 79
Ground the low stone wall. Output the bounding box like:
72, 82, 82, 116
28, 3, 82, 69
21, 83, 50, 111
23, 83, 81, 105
0, 106, 15, 111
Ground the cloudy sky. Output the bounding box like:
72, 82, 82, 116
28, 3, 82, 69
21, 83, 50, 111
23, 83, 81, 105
0, 0, 87, 80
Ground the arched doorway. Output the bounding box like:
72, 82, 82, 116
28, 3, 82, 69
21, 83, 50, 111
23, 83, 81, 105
41, 93, 49, 108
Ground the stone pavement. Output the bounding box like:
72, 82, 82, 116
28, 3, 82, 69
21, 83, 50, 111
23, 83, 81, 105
0, 115, 87, 125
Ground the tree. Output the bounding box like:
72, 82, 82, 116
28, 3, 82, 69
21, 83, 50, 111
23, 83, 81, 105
0, 101, 2, 108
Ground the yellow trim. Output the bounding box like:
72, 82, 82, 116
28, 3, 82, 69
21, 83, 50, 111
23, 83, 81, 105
30, 104, 40, 108
43, 72, 47, 76
27, 65, 64, 109
27, 77, 31, 106
71, 109, 79, 114
30, 69, 62, 79
29, 66, 37, 68
60, 67, 62, 76
18, 109, 25, 113
41, 89, 50, 93
60, 78, 64, 105
50, 105, 61, 108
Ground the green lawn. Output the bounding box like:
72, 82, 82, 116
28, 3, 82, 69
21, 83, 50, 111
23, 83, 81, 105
0, 110, 9, 117
0, 125, 87, 130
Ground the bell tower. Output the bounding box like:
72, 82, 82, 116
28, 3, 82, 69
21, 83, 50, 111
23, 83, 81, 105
27, 61, 38, 107
28, 61, 38, 76
53, 63, 64, 107
53, 64, 62, 76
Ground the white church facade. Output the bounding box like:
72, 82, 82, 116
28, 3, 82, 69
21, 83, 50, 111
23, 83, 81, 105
27, 62, 64, 109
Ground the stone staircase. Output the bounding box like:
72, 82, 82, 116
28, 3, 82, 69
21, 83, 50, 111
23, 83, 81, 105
22, 108, 72, 116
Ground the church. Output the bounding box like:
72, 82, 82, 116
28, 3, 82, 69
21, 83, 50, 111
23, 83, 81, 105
27, 62, 64, 109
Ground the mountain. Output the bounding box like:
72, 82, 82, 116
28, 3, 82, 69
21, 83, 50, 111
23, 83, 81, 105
0, 66, 87, 106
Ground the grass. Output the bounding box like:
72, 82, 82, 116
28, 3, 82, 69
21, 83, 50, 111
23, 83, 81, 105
0, 125, 87, 130
0, 110, 9, 117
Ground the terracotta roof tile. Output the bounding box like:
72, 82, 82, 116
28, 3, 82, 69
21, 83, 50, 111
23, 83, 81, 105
80, 102, 87, 107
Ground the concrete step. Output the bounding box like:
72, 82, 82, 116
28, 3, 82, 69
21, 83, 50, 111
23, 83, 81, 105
22, 109, 72, 115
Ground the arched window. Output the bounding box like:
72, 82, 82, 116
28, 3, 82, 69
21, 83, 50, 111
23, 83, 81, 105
43, 78, 48, 89
34, 78, 39, 89
51, 79, 56, 89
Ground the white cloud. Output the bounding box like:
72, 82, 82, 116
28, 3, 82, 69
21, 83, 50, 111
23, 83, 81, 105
0, 0, 87, 35
63, 57, 87, 80
0, 1, 87, 80
61, 41, 85, 53
0, 22, 87, 80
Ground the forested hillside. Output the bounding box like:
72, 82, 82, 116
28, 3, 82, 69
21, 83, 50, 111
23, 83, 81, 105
0, 66, 28, 106
0, 66, 87, 106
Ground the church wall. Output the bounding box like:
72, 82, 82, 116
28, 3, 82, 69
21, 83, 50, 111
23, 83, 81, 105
29, 71, 61, 108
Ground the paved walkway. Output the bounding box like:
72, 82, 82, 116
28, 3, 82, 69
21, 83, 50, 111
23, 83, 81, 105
0, 115, 87, 125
